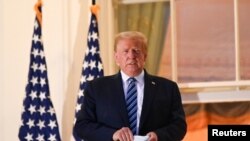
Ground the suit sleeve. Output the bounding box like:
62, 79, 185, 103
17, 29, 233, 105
155, 82, 187, 141
74, 81, 116, 141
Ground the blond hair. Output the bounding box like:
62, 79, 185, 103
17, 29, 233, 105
114, 31, 148, 52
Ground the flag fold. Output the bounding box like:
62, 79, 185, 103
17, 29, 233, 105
19, 1, 61, 140
73, 4, 104, 141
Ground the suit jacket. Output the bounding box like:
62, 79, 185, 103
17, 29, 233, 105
74, 71, 187, 141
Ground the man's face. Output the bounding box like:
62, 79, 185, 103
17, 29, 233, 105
115, 38, 147, 76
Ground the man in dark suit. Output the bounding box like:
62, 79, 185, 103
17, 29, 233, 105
74, 31, 187, 141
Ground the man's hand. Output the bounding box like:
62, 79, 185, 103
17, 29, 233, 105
147, 132, 158, 141
112, 127, 134, 141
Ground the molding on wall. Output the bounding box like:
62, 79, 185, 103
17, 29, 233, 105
182, 90, 250, 104
120, 0, 169, 4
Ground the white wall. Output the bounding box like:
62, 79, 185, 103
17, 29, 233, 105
0, 0, 92, 140
0, 0, 4, 140
2, 1, 34, 140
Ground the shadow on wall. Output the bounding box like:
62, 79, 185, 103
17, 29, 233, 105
61, 0, 89, 140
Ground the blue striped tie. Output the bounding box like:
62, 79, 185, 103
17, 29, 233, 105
126, 77, 137, 135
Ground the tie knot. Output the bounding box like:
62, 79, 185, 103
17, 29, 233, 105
128, 77, 136, 83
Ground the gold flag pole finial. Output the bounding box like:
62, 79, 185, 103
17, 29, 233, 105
90, 4, 100, 21
34, 0, 43, 26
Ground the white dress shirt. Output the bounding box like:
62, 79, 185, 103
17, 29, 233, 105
120, 70, 145, 134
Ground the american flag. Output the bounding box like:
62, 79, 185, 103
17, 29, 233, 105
73, 6, 104, 141
18, 1, 61, 141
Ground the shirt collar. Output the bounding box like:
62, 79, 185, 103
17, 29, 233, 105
120, 70, 144, 85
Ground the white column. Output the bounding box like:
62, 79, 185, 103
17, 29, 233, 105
0, 0, 4, 140
98, 0, 117, 75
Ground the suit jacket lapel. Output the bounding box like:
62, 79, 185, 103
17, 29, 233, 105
139, 73, 156, 132
112, 73, 129, 126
